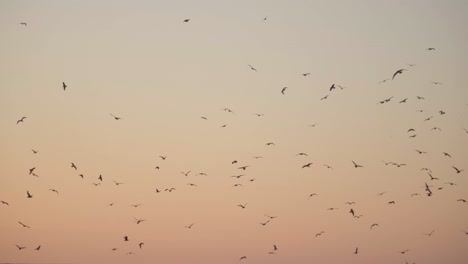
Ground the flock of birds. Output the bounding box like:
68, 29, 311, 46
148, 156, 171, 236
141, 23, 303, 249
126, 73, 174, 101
2, 14, 468, 264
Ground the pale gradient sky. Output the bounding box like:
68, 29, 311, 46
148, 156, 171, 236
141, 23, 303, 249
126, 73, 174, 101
1, 0, 468, 263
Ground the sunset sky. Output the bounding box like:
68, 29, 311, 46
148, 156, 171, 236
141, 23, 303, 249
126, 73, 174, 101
1, 0, 468, 263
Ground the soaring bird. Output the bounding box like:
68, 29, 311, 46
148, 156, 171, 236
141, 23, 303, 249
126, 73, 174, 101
425, 183, 433, 196
123, 236, 129, 241
329, 84, 336, 91
1, 200, 9, 206
29, 167, 36, 175
302, 163, 313, 168
233, 184, 243, 187
62, 82, 67, 90
133, 217, 146, 224
240, 256, 247, 261
110, 113, 122, 120
181, 171, 191, 176
17, 116, 27, 124
354, 247, 358, 254
260, 220, 270, 226
296, 153, 308, 156
238, 166, 249, 170
315, 231, 325, 237
273, 245, 278, 251
415, 150, 427, 154
370, 223, 379, 229
264, 214, 278, 219
130, 204, 143, 208
238, 203, 247, 209
16, 245, 26, 250
281, 87, 287, 95
159, 156, 167, 160
165, 188, 176, 192
183, 19, 190, 22
427, 47, 435, 50
388, 201, 396, 205
308, 193, 317, 199
35, 245, 41, 250
349, 208, 355, 216
320, 95, 329, 100
31, 149, 38, 154
425, 229, 435, 236
399, 98, 408, 103
139, 243, 144, 249
185, 223, 195, 229
352, 161, 363, 168
248, 64, 257, 71
19, 22, 27, 26
98, 174, 103, 181
71, 163, 77, 170
266, 142, 275, 146
113, 180, 124, 186
49, 189, 59, 195
27, 191, 33, 198
392, 69, 406, 80
400, 249, 410, 254
302, 73, 310, 76
457, 199, 467, 203
18, 221, 31, 228
452, 166, 464, 174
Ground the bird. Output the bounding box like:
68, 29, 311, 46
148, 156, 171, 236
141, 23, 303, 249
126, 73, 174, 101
427, 173, 439, 181
183, 19, 190, 22
254, 113, 264, 117
27, 191, 33, 198
352, 161, 363, 168
354, 247, 358, 254
31, 149, 38, 154
309, 123, 319, 127
181, 171, 191, 176
29, 167, 36, 175
139, 242, 144, 249
457, 199, 467, 203
238, 203, 247, 209
248, 64, 257, 71
273, 245, 278, 251
407, 63, 416, 67
49, 189, 59, 195
415, 150, 427, 154
379, 78, 390, 84
302, 73, 310, 77
399, 98, 408, 103
263, 16, 268, 21
264, 214, 278, 219
427, 47, 435, 50
159, 156, 167, 160
92, 183, 100, 186
281, 87, 288, 95
439, 110, 446, 115
432, 81, 442, 85
155, 188, 160, 193
392, 69, 406, 80
130, 204, 143, 208
388, 201, 396, 205
425, 229, 435, 236
349, 208, 355, 216
133, 217, 146, 224
110, 113, 122, 120
296, 153, 308, 156
71, 163, 77, 170
1, 200, 9, 206
370, 223, 379, 229
123, 236, 129, 241
315, 231, 325, 237
19, 22, 27, 26
187, 183, 197, 187
400, 249, 410, 254
327, 207, 339, 211
16, 245, 26, 250
323, 164, 333, 169
185, 223, 194, 229
302, 163, 313, 168
320, 95, 329, 100
329, 84, 336, 91
201, 116, 208, 120
308, 193, 317, 199
35, 245, 41, 250
240, 256, 247, 261
165, 188, 176, 192
113, 180, 124, 186
17, 116, 27, 124
233, 184, 243, 187
238, 166, 249, 170
345, 202, 355, 205
266, 142, 275, 146
98, 174, 103, 181
425, 183, 433, 196
107, 202, 115, 206
452, 166, 463, 174
416, 96, 425, 100
18, 221, 30, 228
62, 82, 67, 91
260, 220, 270, 226
377, 192, 386, 196
231, 175, 245, 179
410, 193, 420, 197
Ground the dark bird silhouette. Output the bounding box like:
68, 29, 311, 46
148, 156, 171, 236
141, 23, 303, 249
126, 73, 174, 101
130, 204, 143, 208
315, 231, 325, 237
16, 245, 26, 250
113, 180, 124, 186
187, 183, 197, 187
392, 69, 406, 80
281, 87, 287, 95
155, 188, 160, 193
320, 95, 329, 100
201, 116, 208, 120
425, 183, 433, 196
329, 84, 336, 91
139, 242, 144, 249
231, 175, 245, 179
273, 245, 278, 251
302, 73, 310, 77
260, 220, 270, 226
248, 64, 257, 71
410, 193, 420, 197
266, 142, 275, 146
296, 153, 308, 156
27, 191, 33, 198
379, 78, 390, 84
71, 163, 77, 170
352, 161, 363, 168
159, 156, 167, 160
17, 116, 27, 124
427, 47, 435, 50
62, 82, 67, 91
264, 214, 278, 219
124, 236, 129, 241
49, 189, 59, 195
31, 149, 38, 154
29, 167, 36, 175
238, 166, 249, 170
425, 229, 435, 236
388, 201, 396, 205
354, 247, 358, 254
19, 22, 27, 26
302, 163, 313, 168
400, 249, 410, 254
452, 166, 463, 174
165, 188, 176, 192
439, 110, 446, 115
233, 184, 243, 187
370, 223, 379, 229
415, 150, 427, 154
308, 193, 317, 199
240, 256, 247, 261
133, 217, 146, 224
18, 221, 30, 228
416, 96, 425, 100
181, 171, 191, 176
183, 19, 190, 22
427, 173, 439, 181
110, 113, 122, 120
98, 174, 103, 181
349, 208, 355, 216
377, 192, 386, 196
185, 223, 194, 229
1, 200, 9, 206
238, 203, 247, 209
35, 245, 41, 250
345, 202, 355, 205
399, 98, 408, 103
457, 199, 467, 203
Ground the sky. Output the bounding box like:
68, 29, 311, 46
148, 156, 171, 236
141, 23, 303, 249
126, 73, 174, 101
1, 0, 468, 263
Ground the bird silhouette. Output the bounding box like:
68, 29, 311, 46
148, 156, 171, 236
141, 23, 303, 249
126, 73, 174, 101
181, 171, 191, 176
302, 73, 310, 77
185, 223, 194, 229
18, 221, 30, 228
452, 166, 463, 174
16, 245, 26, 250
124, 236, 129, 241
71, 163, 77, 170
370, 223, 379, 229
35, 245, 41, 250
238, 203, 247, 209
302, 163, 313, 168
49, 189, 59, 195
1, 200, 9, 206
31, 149, 38, 154
29, 167, 36, 175
392, 69, 406, 80
139, 242, 144, 249
19, 22, 27, 26
110, 113, 122, 120
183, 19, 190, 22
352, 161, 363, 168
349, 208, 355, 216
248, 64, 257, 71
17, 116, 27, 124
315, 231, 325, 237
113, 180, 124, 186
425, 229, 435, 236
308, 193, 317, 199
62, 82, 67, 91
399, 98, 408, 103
260, 220, 270, 226
133, 217, 146, 224
130, 204, 143, 208
27, 191, 33, 198
354, 247, 358, 254
281, 87, 288, 95
264, 214, 278, 219
165, 188, 176, 192
240, 256, 247, 261
388, 201, 396, 205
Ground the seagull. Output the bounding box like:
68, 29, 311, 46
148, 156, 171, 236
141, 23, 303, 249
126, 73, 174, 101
264, 214, 278, 219
302, 73, 310, 77
240, 256, 247, 261
139, 243, 144, 249
415, 150, 427, 154
354, 247, 358, 254
425, 229, 435, 236
17, 116, 27, 124
345, 202, 355, 205
200, 116, 207, 120
443, 152, 452, 158
352, 161, 363, 168
248, 64, 257, 71
281, 87, 288, 95
98, 174, 103, 181
400, 249, 410, 254
315, 231, 325, 237
266, 142, 275, 146
159, 156, 167, 160
113, 180, 124, 186
165, 188, 176, 192
233, 184, 243, 187
19, 22, 27, 26
181, 171, 191, 176
439, 110, 446, 115
427, 48, 435, 50
329, 84, 336, 91
377, 192, 386, 196
309, 123, 319, 127
29, 167, 36, 175
27, 191, 33, 198
349, 208, 355, 216
133, 217, 146, 224
35, 245, 41, 250
62, 82, 67, 91
16, 245, 26, 250
296, 153, 308, 156
238, 166, 249, 170
392, 69, 406, 80
432, 82, 442, 85
71, 163, 77, 170
320, 95, 329, 100
388, 201, 396, 205
183, 19, 190, 22
231, 175, 245, 179
452, 166, 463, 174
263, 16, 268, 21
254, 113, 264, 117
187, 183, 197, 187
260, 220, 270, 226
370, 223, 379, 229
124, 236, 129, 241
1, 200, 9, 206
302, 163, 313, 168
399, 98, 408, 103
457, 199, 467, 203
18, 221, 31, 228
273, 245, 278, 251
416, 96, 425, 100
49, 189, 59, 195
130, 204, 143, 208
308, 193, 317, 199
110, 113, 122, 120
237, 203, 247, 209
323, 164, 333, 169
155, 188, 160, 193
185, 223, 195, 229
425, 183, 433, 196
410, 193, 420, 197
31, 149, 38, 154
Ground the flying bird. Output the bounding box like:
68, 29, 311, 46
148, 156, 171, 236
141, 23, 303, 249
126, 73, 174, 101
35, 245, 41, 250
181, 171, 191, 176
352, 161, 363, 168
49, 189, 59, 195
19, 22, 27, 26
238, 203, 247, 209
27, 191, 33, 198
260, 220, 270, 226
62, 82, 67, 90
248, 64, 257, 71
240, 256, 247, 261
392, 69, 406, 80
29, 167, 36, 175
185, 223, 195, 229
349, 208, 355, 216
1, 200, 9, 206
71, 163, 77, 170
31, 149, 38, 154
452, 166, 463, 174
139, 242, 144, 249
16, 245, 26, 250
17, 116, 27, 124
123, 236, 129, 241
302, 73, 310, 77
183, 19, 190, 22
281, 87, 288, 94
18, 221, 30, 228
316, 231, 325, 237
302, 163, 313, 168
264, 214, 278, 219
110, 113, 122, 120
427, 47, 435, 50
370, 223, 379, 229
